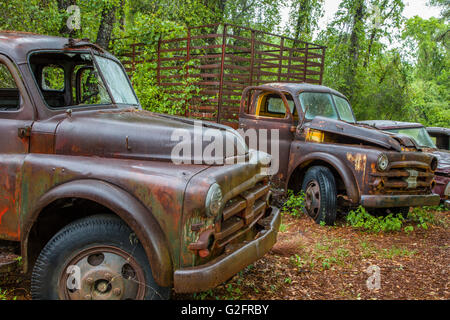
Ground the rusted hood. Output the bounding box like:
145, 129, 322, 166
308, 117, 416, 151
53, 108, 248, 164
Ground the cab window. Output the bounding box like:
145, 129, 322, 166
0, 63, 20, 111
257, 93, 296, 119
42, 65, 65, 91
29, 52, 112, 109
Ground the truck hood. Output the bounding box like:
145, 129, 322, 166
308, 117, 417, 151
54, 108, 248, 164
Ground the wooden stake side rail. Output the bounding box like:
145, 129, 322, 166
116, 24, 326, 128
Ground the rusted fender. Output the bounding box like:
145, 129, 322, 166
287, 151, 360, 204
21, 179, 173, 287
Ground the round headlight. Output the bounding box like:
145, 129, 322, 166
205, 183, 223, 218
377, 154, 389, 171
430, 157, 438, 171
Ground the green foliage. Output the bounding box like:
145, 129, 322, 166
347, 206, 445, 233
282, 190, 305, 218
0, 288, 15, 300
406, 207, 440, 229
279, 223, 288, 232
289, 254, 306, 269
346, 206, 405, 233
0, 0, 447, 126
285, 0, 324, 41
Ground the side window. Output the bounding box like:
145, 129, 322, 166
0, 63, 20, 111
42, 65, 65, 91
258, 94, 295, 119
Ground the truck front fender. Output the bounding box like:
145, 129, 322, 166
22, 179, 173, 287
287, 152, 360, 204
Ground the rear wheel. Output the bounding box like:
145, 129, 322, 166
31, 215, 170, 300
301, 166, 337, 225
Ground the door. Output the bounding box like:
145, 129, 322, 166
238, 88, 296, 187
0, 54, 34, 241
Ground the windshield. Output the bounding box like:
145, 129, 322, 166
333, 95, 355, 123
94, 55, 139, 105
299, 92, 355, 123
29, 51, 139, 109
385, 127, 437, 148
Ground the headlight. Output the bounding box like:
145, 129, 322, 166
205, 183, 223, 218
430, 157, 438, 171
377, 154, 389, 171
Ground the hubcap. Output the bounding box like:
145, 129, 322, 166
59, 246, 146, 300
305, 180, 321, 220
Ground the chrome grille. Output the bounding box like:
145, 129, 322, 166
370, 160, 434, 194
215, 181, 271, 248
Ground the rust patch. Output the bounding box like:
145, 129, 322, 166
346, 153, 367, 173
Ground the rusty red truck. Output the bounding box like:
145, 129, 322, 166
0, 31, 280, 300
238, 83, 440, 224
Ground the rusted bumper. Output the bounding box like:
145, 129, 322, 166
361, 194, 440, 208
173, 206, 281, 293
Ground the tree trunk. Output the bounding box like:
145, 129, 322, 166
95, 4, 118, 49
347, 0, 365, 96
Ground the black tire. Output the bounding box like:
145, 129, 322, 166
301, 166, 337, 225
31, 214, 170, 300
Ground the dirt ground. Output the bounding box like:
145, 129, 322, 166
1, 208, 449, 300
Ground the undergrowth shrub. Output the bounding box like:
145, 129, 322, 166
346, 206, 404, 233
347, 206, 444, 233
282, 190, 305, 218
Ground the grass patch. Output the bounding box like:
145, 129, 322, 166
289, 236, 352, 271
406, 207, 446, 229
358, 240, 416, 260
0, 288, 16, 300
380, 246, 417, 259
282, 190, 305, 218
346, 206, 404, 233
347, 206, 447, 234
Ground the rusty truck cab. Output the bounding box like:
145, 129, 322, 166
239, 83, 439, 225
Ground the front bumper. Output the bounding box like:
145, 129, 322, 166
173, 206, 281, 293
361, 194, 440, 208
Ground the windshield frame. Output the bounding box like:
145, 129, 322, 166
298, 91, 356, 123
27, 49, 140, 112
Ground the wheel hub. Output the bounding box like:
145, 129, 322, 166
59, 246, 146, 300
305, 180, 321, 220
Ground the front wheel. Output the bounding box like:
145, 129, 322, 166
31, 215, 170, 300
301, 166, 337, 225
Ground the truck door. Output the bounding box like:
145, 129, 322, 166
238, 88, 296, 187
0, 54, 34, 241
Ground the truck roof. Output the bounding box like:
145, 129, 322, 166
359, 120, 424, 130
0, 31, 106, 63
427, 127, 450, 135
259, 82, 347, 99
